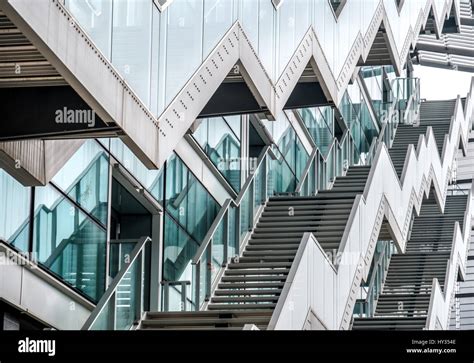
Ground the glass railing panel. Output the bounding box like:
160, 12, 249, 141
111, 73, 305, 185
0, 169, 31, 252
115, 254, 141, 330
295, 139, 309, 182
211, 220, 225, 283
165, 154, 219, 243
109, 240, 136, 279
89, 296, 114, 330
298, 108, 333, 156
239, 185, 252, 239
310, 160, 317, 194
165, 282, 193, 312
268, 147, 297, 195
163, 215, 198, 284
198, 248, 209, 307
227, 205, 237, 259
87, 238, 150, 330
326, 147, 335, 187
318, 154, 325, 190
33, 185, 107, 302
360, 96, 379, 142
254, 162, 265, 212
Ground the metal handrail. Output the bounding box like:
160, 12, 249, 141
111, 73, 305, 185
295, 148, 318, 194
188, 145, 273, 310
355, 241, 391, 317
370, 77, 421, 154
235, 146, 271, 205
192, 199, 233, 264
192, 146, 271, 265
365, 242, 389, 294
295, 128, 352, 194
82, 236, 151, 330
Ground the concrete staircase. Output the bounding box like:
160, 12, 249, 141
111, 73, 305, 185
138, 99, 468, 330
352, 195, 468, 330
139, 165, 371, 330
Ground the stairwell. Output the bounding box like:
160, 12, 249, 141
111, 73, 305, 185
138, 99, 470, 330
352, 195, 468, 330
139, 165, 371, 330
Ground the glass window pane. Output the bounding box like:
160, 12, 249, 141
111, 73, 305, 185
165, 0, 204, 105
0, 169, 30, 251
52, 140, 109, 225
112, 0, 152, 105
192, 117, 241, 191
203, 0, 234, 57
66, 0, 113, 58
165, 154, 218, 242
33, 185, 107, 302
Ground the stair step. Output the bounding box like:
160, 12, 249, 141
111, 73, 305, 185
208, 303, 277, 310
224, 268, 290, 276
218, 282, 285, 289
228, 262, 292, 269
210, 296, 280, 303
214, 289, 282, 296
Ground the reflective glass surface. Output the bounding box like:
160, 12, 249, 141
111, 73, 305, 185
52, 140, 109, 225
0, 169, 30, 251
193, 116, 241, 191
33, 185, 107, 302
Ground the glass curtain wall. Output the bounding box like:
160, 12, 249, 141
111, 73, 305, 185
340, 80, 379, 160
0, 169, 31, 251
360, 67, 385, 120
297, 106, 334, 156
0, 140, 110, 302
64, 0, 351, 119
260, 113, 309, 195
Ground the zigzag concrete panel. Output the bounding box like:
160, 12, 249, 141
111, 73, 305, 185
0, 0, 456, 169
269, 81, 473, 330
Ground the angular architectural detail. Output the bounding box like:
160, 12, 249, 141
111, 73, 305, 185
0, 0, 473, 335
0, 0, 457, 170
416, 0, 474, 71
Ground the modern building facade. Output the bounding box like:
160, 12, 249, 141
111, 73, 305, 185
0, 0, 473, 331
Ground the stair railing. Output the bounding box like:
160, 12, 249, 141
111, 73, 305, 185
190, 146, 271, 311
426, 178, 474, 329
370, 77, 421, 155
296, 129, 353, 196
82, 236, 151, 330
353, 241, 393, 318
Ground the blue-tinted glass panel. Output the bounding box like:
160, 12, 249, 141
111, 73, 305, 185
298, 107, 334, 156
106, 138, 164, 203
52, 141, 109, 225
165, 155, 219, 242
268, 146, 296, 195
33, 185, 107, 302
0, 169, 30, 251
193, 117, 241, 191
163, 214, 198, 283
